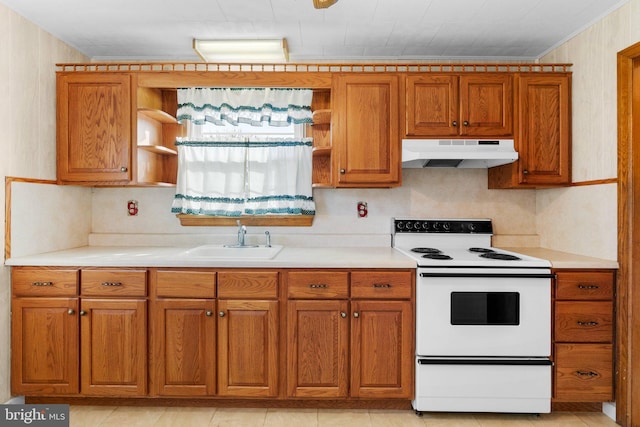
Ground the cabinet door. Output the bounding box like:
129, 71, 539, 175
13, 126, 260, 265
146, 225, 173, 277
287, 300, 349, 398
57, 73, 133, 183
11, 298, 79, 395
217, 299, 279, 397
80, 298, 147, 396
459, 74, 513, 136
517, 74, 571, 185
405, 74, 459, 137
152, 299, 216, 396
350, 300, 413, 398
332, 74, 400, 187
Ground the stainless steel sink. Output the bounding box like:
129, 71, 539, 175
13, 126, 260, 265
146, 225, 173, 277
180, 244, 283, 259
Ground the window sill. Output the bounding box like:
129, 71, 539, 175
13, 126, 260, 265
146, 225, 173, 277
176, 214, 314, 227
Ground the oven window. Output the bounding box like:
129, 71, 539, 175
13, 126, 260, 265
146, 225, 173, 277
450, 292, 520, 325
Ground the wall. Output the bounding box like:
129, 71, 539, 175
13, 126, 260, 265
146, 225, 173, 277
536, 0, 640, 261
0, 3, 87, 402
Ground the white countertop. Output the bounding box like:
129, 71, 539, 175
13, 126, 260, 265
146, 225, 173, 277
4, 245, 618, 270
4, 245, 417, 269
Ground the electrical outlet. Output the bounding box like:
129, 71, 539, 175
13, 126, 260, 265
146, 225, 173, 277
127, 200, 139, 216
357, 201, 368, 218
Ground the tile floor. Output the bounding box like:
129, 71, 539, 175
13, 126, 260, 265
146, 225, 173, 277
69, 406, 620, 427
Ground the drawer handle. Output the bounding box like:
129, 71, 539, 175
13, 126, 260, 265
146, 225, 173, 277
32, 281, 53, 287
577, 321, 599, 327
308, 284, 328, 289
575, 370, 599, 378
373, 283, 391, 288
101, 282, 123, 287
578, 284, 600, 289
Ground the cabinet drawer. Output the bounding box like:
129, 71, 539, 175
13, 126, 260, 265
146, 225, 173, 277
351, 271, 413, 299
12, 268, 79, 296
554, 301, 613, 343
287, 271, 349, 299
81, 269, 147, 297
218, 271, 278, 299
555, 271, 614, 300
155, 270, 216, 298
554, 343, 613, 401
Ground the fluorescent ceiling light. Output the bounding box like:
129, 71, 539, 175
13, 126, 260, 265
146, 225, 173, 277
193, 39, 289, 63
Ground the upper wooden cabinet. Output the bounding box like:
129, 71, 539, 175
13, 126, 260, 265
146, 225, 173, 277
57, 73, 133, 184
488, 73, 572, 188
405, 73, 513, 137
332, 73, 401, 187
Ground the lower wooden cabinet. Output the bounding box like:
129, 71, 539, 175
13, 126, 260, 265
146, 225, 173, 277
11, 297, 79, 395
286, 270, 414, 399
13, 266, 414, 402
552, 269, 615, 403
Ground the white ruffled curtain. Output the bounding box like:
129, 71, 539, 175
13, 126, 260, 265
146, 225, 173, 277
171, 88, 316, 217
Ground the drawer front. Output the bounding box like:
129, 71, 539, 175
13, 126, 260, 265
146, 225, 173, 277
218, 271, 279, 299
81, 269, 147, 297
554, 301, 613, 343
155, 270, 216, 298
12, 268, 79, 296
351, 271, 413, 299
555, 271, 614, 300
554, 343, 613, 401
287, 271, 349, 299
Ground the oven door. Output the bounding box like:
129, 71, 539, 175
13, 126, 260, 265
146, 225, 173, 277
416, 268, 553, 357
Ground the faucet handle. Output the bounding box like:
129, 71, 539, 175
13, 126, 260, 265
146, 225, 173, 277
265, 231, 271, 247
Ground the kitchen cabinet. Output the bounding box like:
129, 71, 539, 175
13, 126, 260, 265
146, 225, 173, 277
79, 269, 147, 396
331, 73, 401, 187
150, 270, 217, 396
217, 271, 280, 397
11, 267, 147, 397
57, 73, 180, 186
57, 73, 133, 184
11, 268, 80, 395
404, 73, 513, 137
286, 270, 414, 399
488, 73, 571, 188
552, 269, 615, 402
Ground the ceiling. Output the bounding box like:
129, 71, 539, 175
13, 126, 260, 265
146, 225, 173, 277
0, 0, 629, 62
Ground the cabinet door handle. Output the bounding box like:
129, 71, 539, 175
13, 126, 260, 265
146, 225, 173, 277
463, 120, 469, 126
575, 370, 599, 377
577, 321, 599, 327
219, 311, 225, 317
101, 282, 122, 287
523, 169, 529, 175
578, 284, 600, 289
79, 310, 87, 316
452, 121, 458, 127
32, 281, 53, 287
205, 311, 213, 317
308, 283, 328, 289
68, 309, 75, 315
373, 283, 391, 288
120, 166, 128, 172
340, 312, 347, 318
340, 169, 346, 174
353, 312, 360, 318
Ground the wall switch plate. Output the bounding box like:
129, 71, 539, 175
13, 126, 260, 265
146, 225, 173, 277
357, 201, 368, 218
127, 200, 139, 216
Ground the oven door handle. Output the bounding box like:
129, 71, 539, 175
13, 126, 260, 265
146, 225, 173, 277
417, 358, 553, 366
419, 273, 556, 279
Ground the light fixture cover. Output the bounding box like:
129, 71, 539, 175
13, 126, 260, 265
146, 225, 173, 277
313, 0, 338, 8
193, 39, 289, 63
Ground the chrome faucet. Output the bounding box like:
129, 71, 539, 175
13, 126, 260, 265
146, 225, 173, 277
236, 220, 247, 246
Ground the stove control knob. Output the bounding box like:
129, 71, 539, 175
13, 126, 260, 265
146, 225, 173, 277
443, 223, 451, 231
413, 222, 421, 230
468, 223, 476, 232
422, 222, 429, 230
396, 221, 404, 230
433, 222, 440, 230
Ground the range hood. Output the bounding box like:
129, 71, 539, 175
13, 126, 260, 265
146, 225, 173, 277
402, 139, 518, 168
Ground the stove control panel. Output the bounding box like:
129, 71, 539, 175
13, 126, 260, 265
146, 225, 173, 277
392, 218, 493, 234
